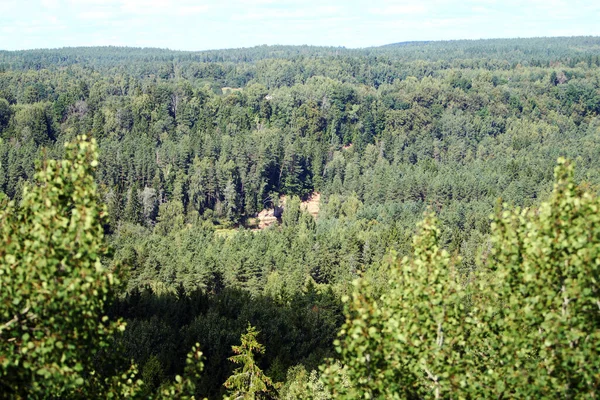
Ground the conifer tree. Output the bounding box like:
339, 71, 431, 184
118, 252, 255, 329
224, 324, 277, 400
123, 181, 142, 224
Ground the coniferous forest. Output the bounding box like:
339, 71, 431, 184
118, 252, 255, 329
2, 37, 600, 398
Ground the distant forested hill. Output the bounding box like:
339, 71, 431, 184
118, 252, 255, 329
3, 36, 600, 72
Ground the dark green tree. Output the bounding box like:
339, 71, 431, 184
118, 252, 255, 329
0, 98, 12, 132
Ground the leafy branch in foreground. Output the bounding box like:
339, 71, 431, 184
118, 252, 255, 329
322, 158, 600, 398
478, 158, 600, 397
158, 343, 206, 400
0, 136, 143, 398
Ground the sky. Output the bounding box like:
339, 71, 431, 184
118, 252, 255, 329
1, 0, 599, 51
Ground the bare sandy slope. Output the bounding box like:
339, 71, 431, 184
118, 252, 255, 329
255, 192, 320, 230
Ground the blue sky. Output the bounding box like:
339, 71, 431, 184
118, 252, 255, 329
1, 0, 599, 51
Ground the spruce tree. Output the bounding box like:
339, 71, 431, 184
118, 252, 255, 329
224, 324, 277, 400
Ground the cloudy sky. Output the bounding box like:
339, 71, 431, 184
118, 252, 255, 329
1, 0, 599, 51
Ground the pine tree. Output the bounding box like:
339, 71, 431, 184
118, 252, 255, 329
123, 181, 142, 224
223, 179, 239, 223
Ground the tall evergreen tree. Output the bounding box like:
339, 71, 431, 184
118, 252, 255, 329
224, 325, 277, 400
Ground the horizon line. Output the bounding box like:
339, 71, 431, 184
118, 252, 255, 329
2, 35, 599, 54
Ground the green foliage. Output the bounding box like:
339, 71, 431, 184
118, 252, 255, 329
0, 136, 143, 398
158, 343, 207, 400
13, 102, 56, 145
323, 159, 600, 398
114, 282, 342, 399
0, 98, 12, 132
322, 213, 470, 398
476, 158, 600, 397
278, 365, 335, 400
1, 39, 600, 397
224, 324, 277, 400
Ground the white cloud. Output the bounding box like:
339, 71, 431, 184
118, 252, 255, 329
1, 26, 17, 34
118, 0, 212, 16
423, 17, 475, 29
471, 6, 492, 14
370, 4, 428, 15
78, 10, 116, 19
175, 5, 211, 15
0, 0, 20, 14
69, 0, 212, 21
232, 5, 340, 21
67, 0, 120, 5
46, 15, 60, 24
119, 0, 170, 13
237, 0, 279, 4
41, 0, 61, 8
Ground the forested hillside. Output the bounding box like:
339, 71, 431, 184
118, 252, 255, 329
1, 37, 600, 398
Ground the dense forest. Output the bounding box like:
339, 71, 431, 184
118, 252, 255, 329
2, 37, 600, 398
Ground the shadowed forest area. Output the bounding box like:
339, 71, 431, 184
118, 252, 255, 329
2, 37, 600, 398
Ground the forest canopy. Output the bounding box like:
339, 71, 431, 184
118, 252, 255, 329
1, 37, 600, 398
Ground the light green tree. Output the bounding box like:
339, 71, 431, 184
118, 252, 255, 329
322, 158, 600, 398
0, 136, 144, 398
224, 324, 277, 400
0, 136, 208, 399
475, 158, 600, 397
321, 213, 470, 398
